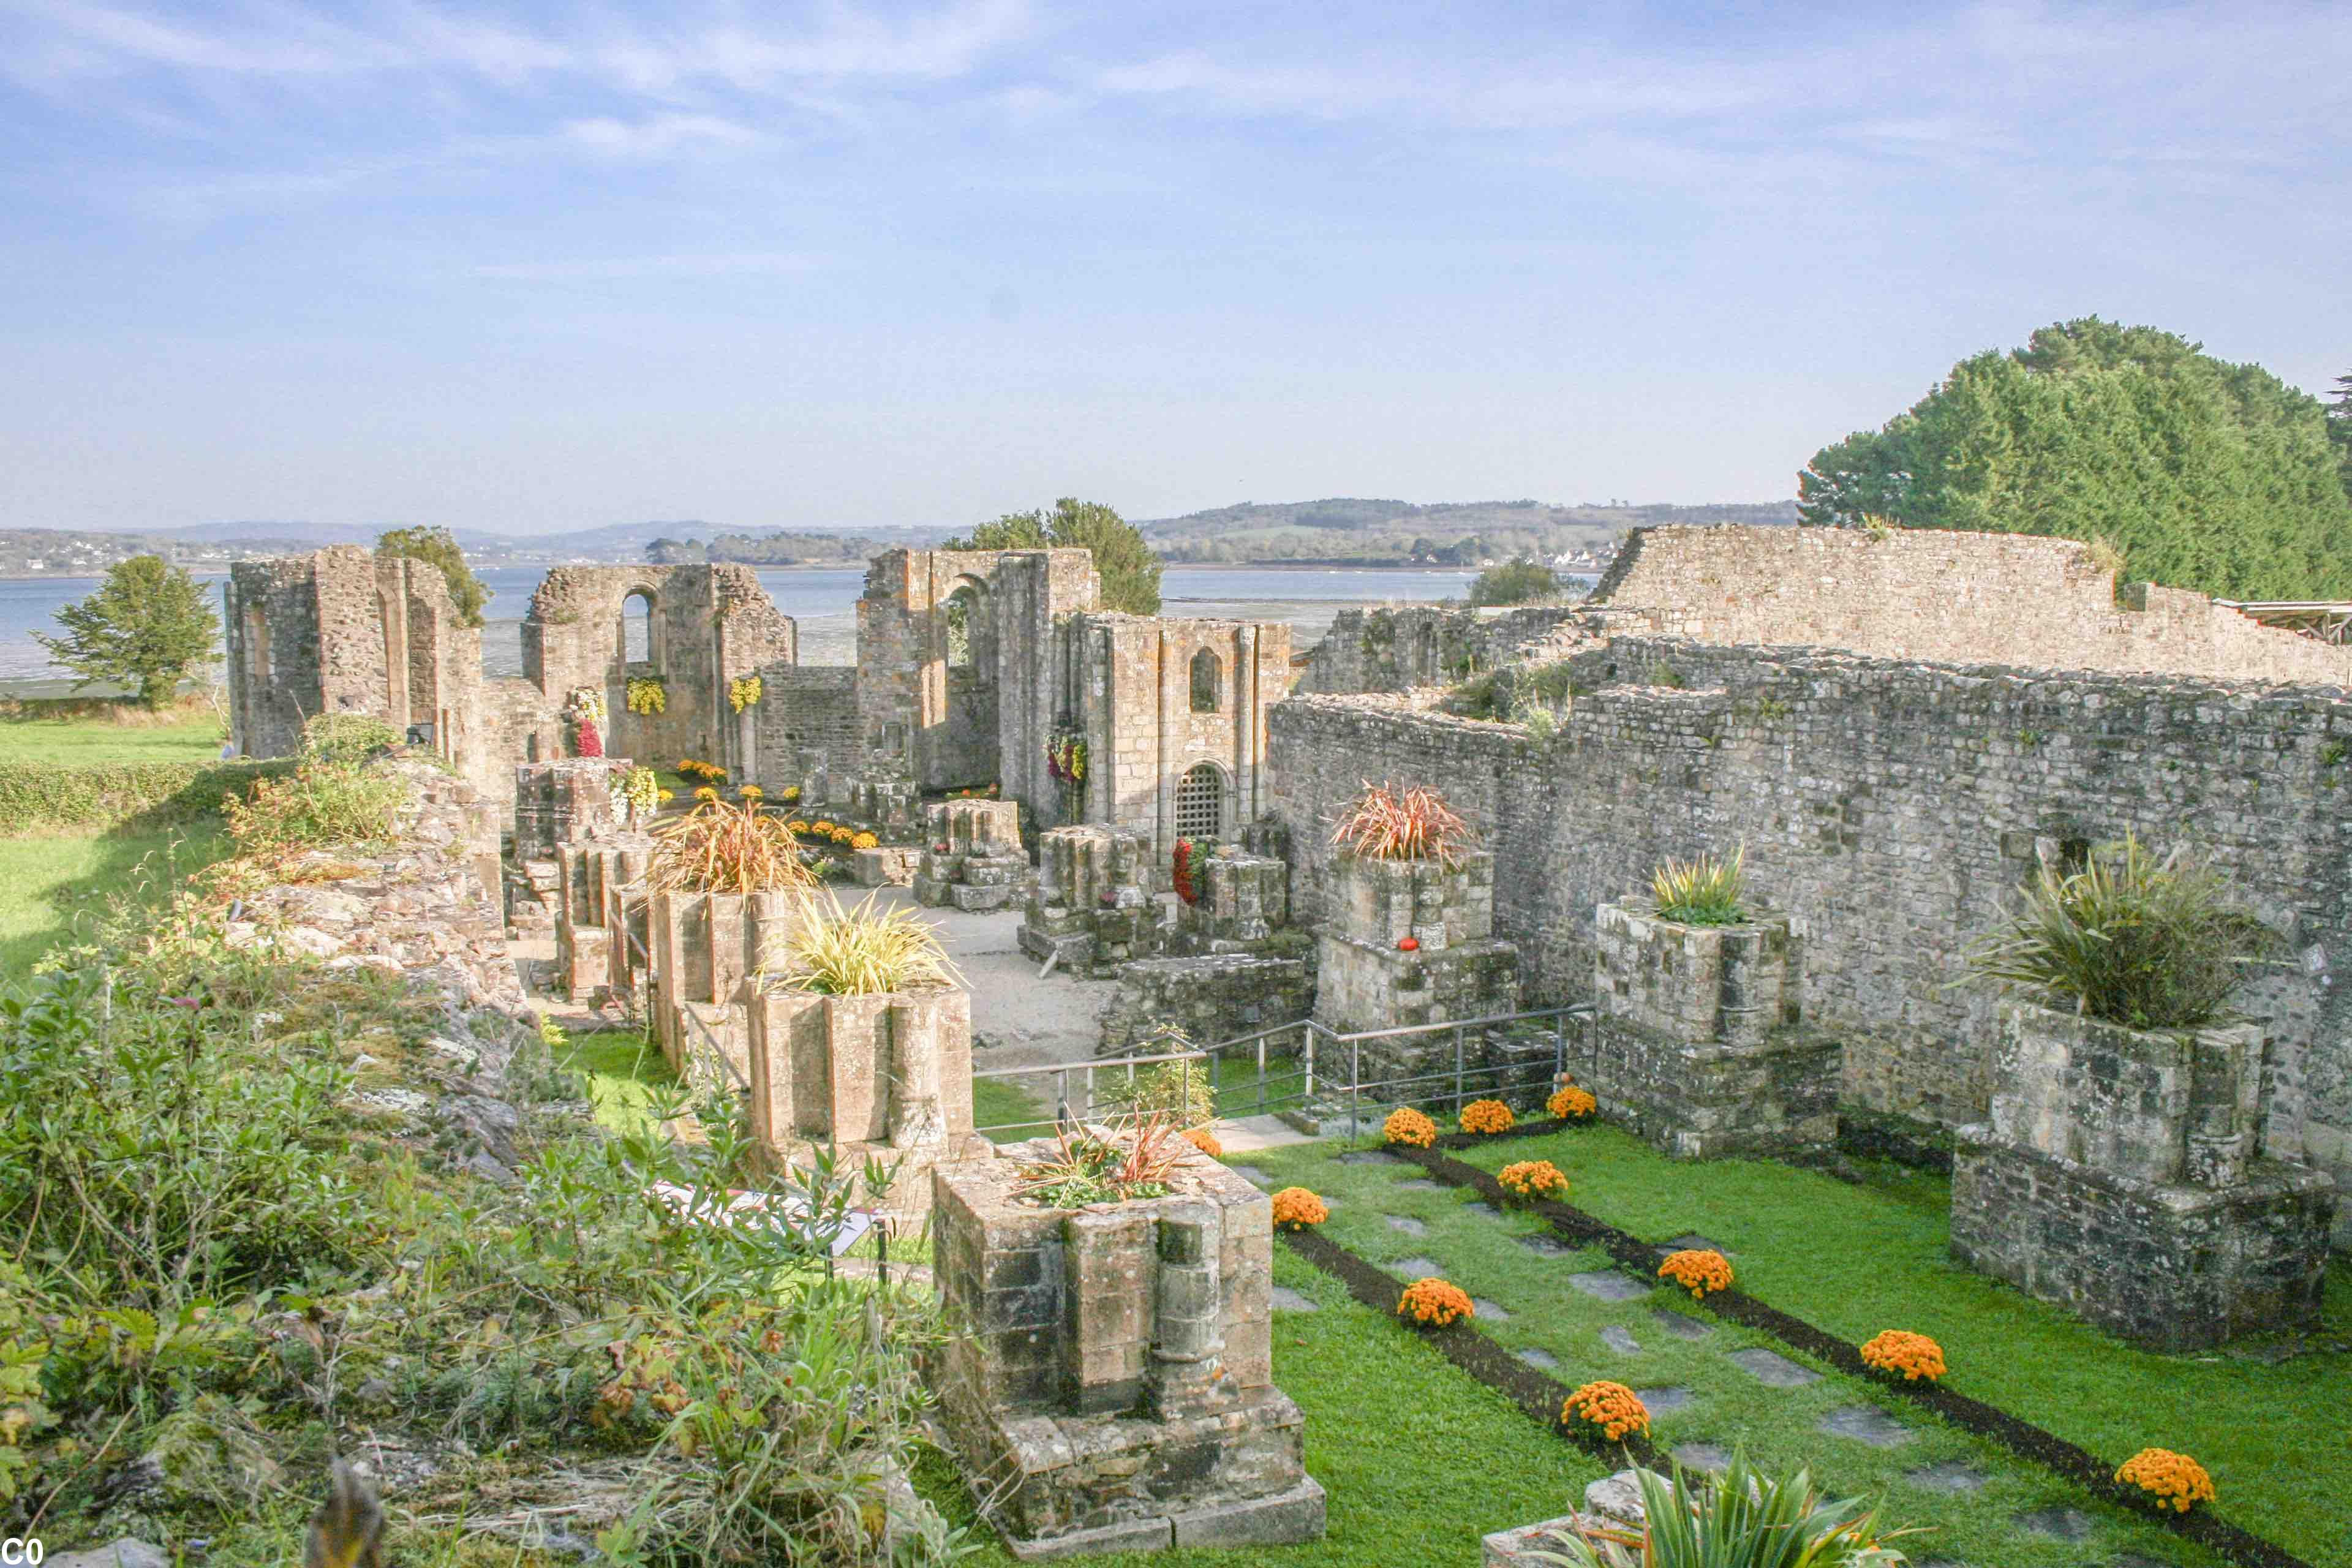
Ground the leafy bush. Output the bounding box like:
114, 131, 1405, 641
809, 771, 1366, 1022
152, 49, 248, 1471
1529, 1452, 1917, 1567
764, 889, 959, 995
222, 760, 407, 859
649, 793, 815, 895
1468, 558, 1562, 606
1651, 848, 1747, 925
1330, 781, 1473, 865
1091, 1042, 1215, 1127
300, 712, 402, 767
1963, 834, 2272, 1028
0, 760, 289, 837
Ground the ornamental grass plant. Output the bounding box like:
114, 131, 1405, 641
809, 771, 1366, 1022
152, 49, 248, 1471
1014, 1112, 1184, 1207
1330, 780, 1473, 865
1527, 1452, 1918, 1568
1962, 833, 2272, 1029
1651, 846, 1747, 925
647, 791, 817, 896
763, 889, 960, 995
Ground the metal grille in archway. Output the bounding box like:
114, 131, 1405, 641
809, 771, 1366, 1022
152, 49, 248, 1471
1175, 763, 1223, 840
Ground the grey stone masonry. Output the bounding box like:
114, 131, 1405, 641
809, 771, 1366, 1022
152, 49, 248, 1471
930, 1137, 1324, 1558
914, 798, 1030, 912
847, 770, 922, 839
1097, 956, 1312, 1057
1951, 1000, 2335, 1349
746, 980, 987, 1216
646, 888, 805, 1091
1020, 824, 1167, 977
1313, 852, 1523, 1091
1170, 847, 1291, 955
554, 831, 654, 1003
1581, 899, 1839, 1158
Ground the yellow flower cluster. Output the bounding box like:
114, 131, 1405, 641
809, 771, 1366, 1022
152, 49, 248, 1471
728, 673, 764, 713
694, 786, 719, 803
1859, 1330, 1946, 1383
2114, 1449, 2215, 1513
1561, 1381, 1649, 1441
741, 785, 764, 803
812, 820, 836, 835
1547, 1084, 1597, 1120
1383, 1107, 1438, 1148
851, 831, 880, 851
788, 819, 810, 833
626, 676, 668, 715
829, 826, 856, 845
1497, 1159, 1569, 1203
1396, 1277, 1474, 1327
1658, 1248, 1733, 1300
677, 758, 728, 783
1271, 1187, 1328, 1230
782, 785, 802, 802
1182, 1126, 1224, 1158
1459, 1098, 1515, 1136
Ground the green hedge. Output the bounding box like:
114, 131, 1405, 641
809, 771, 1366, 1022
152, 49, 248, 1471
0, 759, 295, 837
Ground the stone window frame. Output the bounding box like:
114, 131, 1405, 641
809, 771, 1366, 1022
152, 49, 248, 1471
620, 585, 661, 671
943, 577, 992, 681
1189, 647, 1224, 713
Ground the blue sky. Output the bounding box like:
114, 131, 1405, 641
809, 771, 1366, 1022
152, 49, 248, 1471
3, 1, 2346, 535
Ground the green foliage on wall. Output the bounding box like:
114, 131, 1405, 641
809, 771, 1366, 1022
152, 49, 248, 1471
376, 524, 491, 627
1798, 318, 2352, 600
0, 760, 292, 837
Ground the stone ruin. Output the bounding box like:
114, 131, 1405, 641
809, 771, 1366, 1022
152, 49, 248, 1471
914, 798, 1028, 911
930, 1136, 1325, 1557
1020, 824, 1164, 976
1580, 897, 1839, 1159
1950, 1000, 2334, 1350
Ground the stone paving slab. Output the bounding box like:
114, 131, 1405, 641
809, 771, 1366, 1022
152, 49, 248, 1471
1387, 1256, 1444, 1278
1904, 1461, 1988, 1493
1651, 1309, 1711, 1341
1515, 1233, 1572, 1256
1656, 1232, 1735, 1256
1516, 1347, 1561, 1371
1471, 1298, 1512, 1322
1728, 1348, 1820, 1387
1229, 1165, 1271, 1188
2014, 1506, 2095, 1541
1269, 1286, 1319, 1313
1568, 1270, 1650, 1302
1600, 1325, 1642, 1354
1338, 1150, 1406, 1166
1818, 1405, 1913, 1446
1635, 1386, 1692, 1414
1394, 1178, 1444, 1192
1672, 1443, 1730, 1474
1386, 1215, 1428, 1236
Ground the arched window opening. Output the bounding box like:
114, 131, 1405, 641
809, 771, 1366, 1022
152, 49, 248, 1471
621, 589, 655, 666
1189, 648, 1223, 713
1175, 763, 1224, 841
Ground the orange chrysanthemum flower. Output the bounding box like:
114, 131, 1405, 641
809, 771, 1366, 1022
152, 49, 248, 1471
1183, 1126, 1224, 1158
1459, 1099, 1515, 1135
1547, 1084, 1597, 1120
1561, 1381, 1650, 1441
1497, 1159, 1569, 1203
2116, 1449, 2215, 1513
1384, 1107, 1438, 1148
1396, 1277, 1474, 1327
1271, 1187, 1327, 1231
1859, 1329, 1946, 1383
1658, 1248, 1733, 1300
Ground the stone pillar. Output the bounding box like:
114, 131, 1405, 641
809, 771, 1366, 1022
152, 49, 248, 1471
912, 797, 1028, 911
647, 888, 805, 1090
1581, 898, 1837, 1158
1174, 847, 1288, 953
930, 1140, 1323, 1556
1017, 823, 1163, 976
1950, 1001, 2335, 1350
511, 758, 627, 861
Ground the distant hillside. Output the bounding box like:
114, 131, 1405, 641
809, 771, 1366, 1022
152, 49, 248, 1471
1136, 498, 1797, 564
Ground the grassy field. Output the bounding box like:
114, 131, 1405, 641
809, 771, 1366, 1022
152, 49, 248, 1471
0, 825, 230, 983
1219, 1125, 2349, 1566
0, 706, 225, 765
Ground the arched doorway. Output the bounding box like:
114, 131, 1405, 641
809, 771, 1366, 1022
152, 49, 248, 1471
1175, 761, 1226, 842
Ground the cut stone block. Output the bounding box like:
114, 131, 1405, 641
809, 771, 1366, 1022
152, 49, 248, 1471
1569, 1270, 1649, 1302
1729, 1348, 1820, 1387
1651, 1309, 1710, 1341
1169, 1478, 1328, 1549
1818, 1405, 1912, 1446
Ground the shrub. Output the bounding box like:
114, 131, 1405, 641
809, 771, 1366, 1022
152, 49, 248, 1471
1330, 780, 1473, 865
1383, 1107, 1438, 1148
1396, 1277, 1474, 1327
1560, 1381, 1649, 1441
1658, 1249, 1733, 1300
1498, 1159, 1569, 1203
649, 794, 816, 895
223, 760, 409, 859
2115, 1448, 2215, 1513
1963, 833, 2273, 1029
1015, 1115, 1182, 1207
1651, 847, 1747, 925
1460, 1098, 1515, 1136
300, 713, 402, 767
1468, 558, 1562, 607
1527, 1452, 1918, 1566
1094, 1052, 1216, 1128
1859, 1330, 1946, 1383
1548, 1084, 1597, 1120
377, 524, 488, 626
1182, 1126, 1223, 1158
1271, 1187, 1327, 1230
765, 889, 960, 995
0, 758, 290, 837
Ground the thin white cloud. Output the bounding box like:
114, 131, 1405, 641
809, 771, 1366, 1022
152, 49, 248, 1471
561, 113, 762, 157
470, 252, 824, 281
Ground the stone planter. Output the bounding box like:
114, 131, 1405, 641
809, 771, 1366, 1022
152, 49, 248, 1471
1581, 897, 1837, 1159
745, 981, 984, 1215
1170, 848, 1289, 954
554, 832, 653, 1002
853, 845, 922, 887
646, 888, 804, 1090
930, 1139, 1325, 1557
1950, 999, 2334, 1350
1018, 824, 1164, 976
914, 798, 1029, 911
1313, 853, 1522, 1095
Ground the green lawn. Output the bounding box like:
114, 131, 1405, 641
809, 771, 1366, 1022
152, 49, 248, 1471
973, 1052, 1313, 1143
0, 709, 225, 765
0, 826, 231, 984
926, 1243, 1608, 1567
555, 1025, 677, 1137
1224, 1126, 2347, 1566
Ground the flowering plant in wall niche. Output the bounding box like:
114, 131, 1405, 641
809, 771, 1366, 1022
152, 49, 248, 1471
626, 676, 668, 715
618, 765, 660, 823
728, 673, 764, 713
1172, 838, 1200, 904
567, 687, 606, 727
1046, 731, 1088, 785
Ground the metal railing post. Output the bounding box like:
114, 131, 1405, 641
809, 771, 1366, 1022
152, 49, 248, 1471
1453, 1024, 1466, 1117
1350, 1039, 1362, 1139
1256, 1032, 1268, 1116
1303, 1023, 1316, 1103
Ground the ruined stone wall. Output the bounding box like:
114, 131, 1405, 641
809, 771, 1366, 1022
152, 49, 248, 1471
1294, 603, 1611, 695
760, 665, 859, 795
1268, 644, 2352, 1236
1595, 525, 2352, 684
226, 553, 330, 761
1080, 616, 1292, 854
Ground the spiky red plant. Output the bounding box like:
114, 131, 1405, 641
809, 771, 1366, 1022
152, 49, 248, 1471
1329, 781, 1472, 866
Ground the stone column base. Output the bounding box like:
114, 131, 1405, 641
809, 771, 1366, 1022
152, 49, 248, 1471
1951, 1129, 2335, 1351
1583, 1019, 1840, 1159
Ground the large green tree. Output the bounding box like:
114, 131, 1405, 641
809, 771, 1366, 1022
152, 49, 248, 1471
1796, 319, 2352, 600
377, 526, 490, 627
35, 554, 220, 707
2326, 371, 2351, 497
944, 497, 1163, 614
